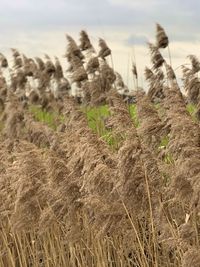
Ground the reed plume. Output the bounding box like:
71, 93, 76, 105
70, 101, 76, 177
66, 34, 84, 60
148, 42, 165, 70
186, 76, 200, 104
98, 38, 111, 59
86, 56, 99, 74
132, 62, 138, 79
35, 57, 45, 71
188, 55, 200, 74
11, 48, 23, 69
165, 63, 176, 81
156, 23, 169, 49
54, 57, 64, 79
0, 53, 8, 68
79, 30, 94, 51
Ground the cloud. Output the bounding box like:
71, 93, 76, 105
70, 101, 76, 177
0, 0, 133, 31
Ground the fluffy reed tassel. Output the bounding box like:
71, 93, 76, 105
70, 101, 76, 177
156, 23, 169, 49
182, 248, 200, 267
0, 53, 8, 68
144, 67, 154, 81
132, 62, 138, 79
67, 55, 83, 72
186, 76, 200, 104
24, 115, 55, 148
108, 92, 161, 221
3, 95, 24, 139
38, 151, 82, 231
79, 30, 94, 51
71, 66, 87, 83
136, 95, 164, 150
86, 57, 99, 73
148, 42, 165, 70
115, 72, 125, 88
165, 63, 176, 80
144, 67, 165, 101
188, 55, 200, 74
10, 143, 48, 230
66, 35, 84, 60
11, 48, 20, 58
11, 48, 23, 69
182, 65, 192, 76
98, 38, 111, 59
182, 65, 192, 91
23, 55, 36, 76
100, 61, 116, 91
35, 57, 45, 71
54, 57, 64, 79
44, 55, 55, 75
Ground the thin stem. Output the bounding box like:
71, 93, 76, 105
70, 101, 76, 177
168, 45, 172, 67
110, 54, 117, 90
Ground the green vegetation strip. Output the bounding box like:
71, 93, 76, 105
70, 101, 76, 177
29, 104, 139, 149
83, 104, 139, 150
186, 103, 197, 122
29, 106, 64, 130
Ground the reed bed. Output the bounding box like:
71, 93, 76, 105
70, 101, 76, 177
0, 24, 200, 266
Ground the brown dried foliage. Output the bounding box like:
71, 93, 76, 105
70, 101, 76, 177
156, 23, 169, 49
79, 30, 94, 51
148, 42, 165, 70
98, 38, 111, 59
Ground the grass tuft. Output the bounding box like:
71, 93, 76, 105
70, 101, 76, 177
186, 103, 197, 121
29, 106, 64, 130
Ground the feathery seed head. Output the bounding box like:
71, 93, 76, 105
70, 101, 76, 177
156, 23, 169, 49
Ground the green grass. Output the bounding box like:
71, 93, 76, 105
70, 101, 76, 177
83, 105, 110, 136
83, 105, 138, 150
186, 103, 197, 122
158, 135, 174, 165
129, 105, 140, 128
162, 172, 171, 186
159, 135, 169, 148
29, 106, 64, 130
163, 153, 174, 165
29, 104, 139, 150
82, 105, 122, 150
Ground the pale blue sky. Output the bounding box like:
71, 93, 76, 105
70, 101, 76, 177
0, 0, 199, 89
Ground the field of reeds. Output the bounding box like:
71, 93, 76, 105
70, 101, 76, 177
0, 24, 200, 267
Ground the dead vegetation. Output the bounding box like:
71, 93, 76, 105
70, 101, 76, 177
0, 24, 200, 266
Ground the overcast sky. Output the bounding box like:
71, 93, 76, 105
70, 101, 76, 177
0, 0, 199, 89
